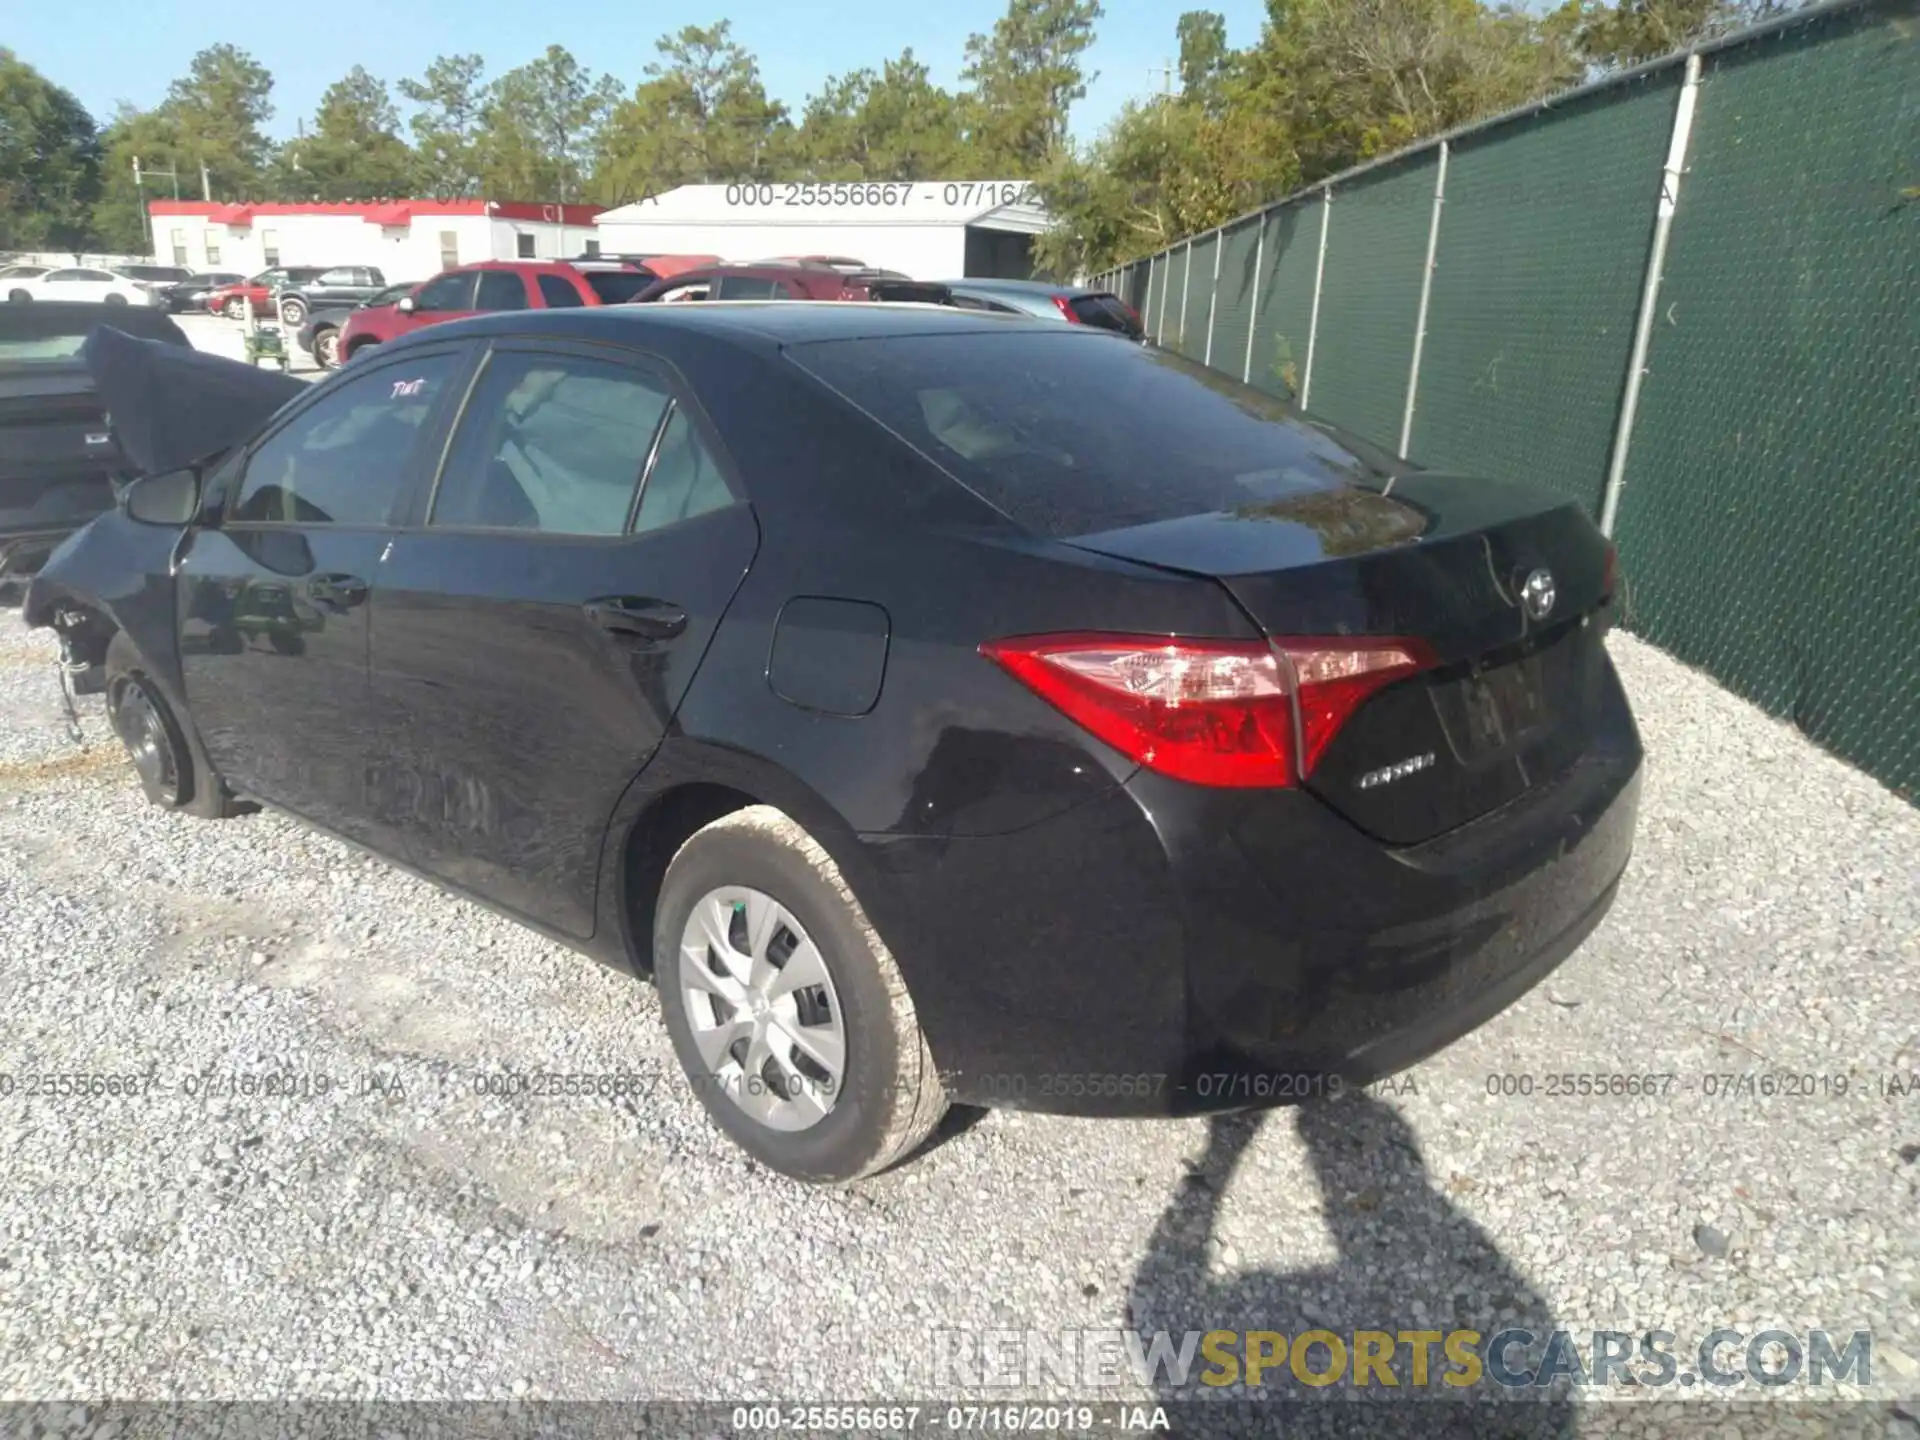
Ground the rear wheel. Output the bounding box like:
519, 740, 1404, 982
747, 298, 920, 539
655, 806, 946, 1183
104, 634, 252, 819
222, 297, 247, 320
279, 297, 307, 325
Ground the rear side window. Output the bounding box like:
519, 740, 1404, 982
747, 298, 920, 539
790, 332, 1346, 538
430, 351, 671, 534
633, 408, 733, 532
475, 271, 528, 311
537, 275, 584, 308
715, 274, 780, 300
581, 271, 653, 304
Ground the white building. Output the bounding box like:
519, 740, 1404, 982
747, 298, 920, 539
593, 181, 1050, 280
145, 200, 603, 281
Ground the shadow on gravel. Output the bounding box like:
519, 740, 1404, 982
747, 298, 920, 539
1127, 1094, 1575, 1439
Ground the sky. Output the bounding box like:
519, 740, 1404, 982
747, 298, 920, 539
11, 0, 1269, 152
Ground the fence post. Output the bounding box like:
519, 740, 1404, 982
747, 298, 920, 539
1301, 190, 1333, 410
1152, 254, 1168, 346
1600, 52, 1703, 537
1399, 141, 1450, 458
1178, 239, 1194, 351
1203, 232, 1224, 368
1243, 218, 1267, 385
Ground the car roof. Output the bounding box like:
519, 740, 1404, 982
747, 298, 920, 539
940, 277, 1101, 298
384, 298, 1057, 352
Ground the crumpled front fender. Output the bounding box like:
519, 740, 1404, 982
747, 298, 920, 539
24, 511, 187, 694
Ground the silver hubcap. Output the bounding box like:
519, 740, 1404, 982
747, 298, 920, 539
679, 887, 846, 1132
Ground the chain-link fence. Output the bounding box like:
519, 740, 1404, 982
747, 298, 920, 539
1089, 0, 1919, 802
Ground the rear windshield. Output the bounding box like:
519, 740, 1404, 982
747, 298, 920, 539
582, 271, 654, 304
1068, 293, 1139, 334
790, 331, 1359, 537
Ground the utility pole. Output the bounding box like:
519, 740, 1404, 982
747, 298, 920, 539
1148, 59, 1175, 125
200, 160, 212, 202
133, 157, 183, 255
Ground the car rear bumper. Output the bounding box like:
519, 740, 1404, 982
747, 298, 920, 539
858, 652, 1641, 1114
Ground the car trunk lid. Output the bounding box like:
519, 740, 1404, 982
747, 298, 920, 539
1062, 472, 1615, 843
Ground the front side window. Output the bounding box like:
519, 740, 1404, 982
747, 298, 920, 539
430, 351, 672, 534
474, 271, 528, 311
231, 356, 459, 526
414, 272, 475, 312
43, 269, 89, 283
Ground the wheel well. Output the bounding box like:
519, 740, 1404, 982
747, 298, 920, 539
619, 782, 762, 972
344, 337, 377, 358
52, 604, 116, 670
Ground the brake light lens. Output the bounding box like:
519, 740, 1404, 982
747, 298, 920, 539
1051, 294, 1083, 324
979, 633, 1435, 787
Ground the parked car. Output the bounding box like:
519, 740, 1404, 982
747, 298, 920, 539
633, 261, 942, 305
115, 264, 195, 287
25, 303, 1640, 1184
155, 272, 247, 312
5, 268, 160, 307
923, 278, 1146, 340
205, 267, 329, 320
297, 282, 418, 370
273, 266, 390, 326
334, 261, 644, 361
0, 302, 190, 594
568, 252, 720, 279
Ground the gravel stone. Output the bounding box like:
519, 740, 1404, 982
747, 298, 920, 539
0, 604, 1916, 1416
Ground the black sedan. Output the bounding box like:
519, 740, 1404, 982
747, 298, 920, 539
24, 304, 1641, 1183
154, 272, 245, 312
0, 302, 190, 595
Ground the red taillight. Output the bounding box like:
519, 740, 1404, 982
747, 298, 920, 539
979, 633, 1435, 787
1051, 294, 1083, 324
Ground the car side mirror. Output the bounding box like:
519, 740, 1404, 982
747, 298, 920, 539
397, 295, 416, 314
124, 467, 202, 526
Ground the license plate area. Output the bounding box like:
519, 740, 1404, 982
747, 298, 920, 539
1433, 651, 1554, 764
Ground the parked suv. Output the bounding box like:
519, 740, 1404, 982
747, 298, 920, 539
335, 261, 647, 361
273, 266, 389, 326
205, 268, 329, 320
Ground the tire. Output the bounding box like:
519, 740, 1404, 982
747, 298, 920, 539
279, 297, 306, 325
314, 328, 341, 368
7, 290, 31, 303
654, 806, 946, 1183
103, 633, 253, 819
104, 293, 128, 306
223, 297, 247, 320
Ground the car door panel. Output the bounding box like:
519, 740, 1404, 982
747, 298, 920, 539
368, 341, 758, 937
176, 346, 473, 842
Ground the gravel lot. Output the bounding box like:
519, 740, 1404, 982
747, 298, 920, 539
0, 570, 1915, 1422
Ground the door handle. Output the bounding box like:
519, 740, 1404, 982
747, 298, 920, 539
308, 572, 369, 610
584, 595, 687, 641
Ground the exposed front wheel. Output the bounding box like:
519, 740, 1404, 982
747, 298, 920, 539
7, 290, 31, 303
104, 633, 254, 819
655, 806, 946, 1183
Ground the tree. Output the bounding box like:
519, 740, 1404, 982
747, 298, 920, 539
592, 22, 790, 202
1176, 11, 1232, 111
274, 67, 415, 200
164, 43, 275, 198
479, 45, 621, 200
792, 51, 963, 180
960, 0, 1104, 173
399, 54, 488, 198
1573, 0, 1735, 65
0, 49, 101, 250
91, 105, 190, 253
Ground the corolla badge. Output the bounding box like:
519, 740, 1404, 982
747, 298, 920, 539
1520, 567, 1556, 622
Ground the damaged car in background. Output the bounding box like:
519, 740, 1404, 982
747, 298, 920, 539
0, 303, 196, 601
25, 303, 1640, 1185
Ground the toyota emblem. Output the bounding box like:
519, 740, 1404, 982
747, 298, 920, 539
1520, 568, 1557, 622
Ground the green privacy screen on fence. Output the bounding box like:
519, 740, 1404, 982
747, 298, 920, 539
1304, 154, 1437, 446
1103, 0, 1919, 801
1612, 0, 1920, 798
1409, 70, 1681, 512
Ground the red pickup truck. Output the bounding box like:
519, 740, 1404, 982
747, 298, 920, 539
335, 260, 656, 362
